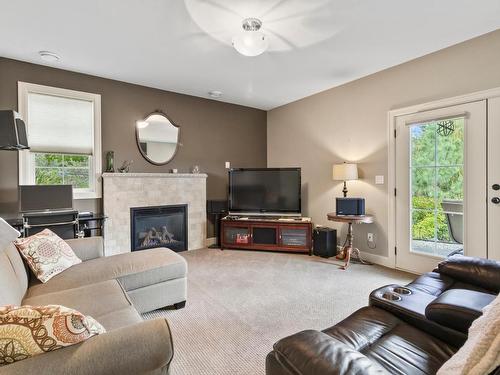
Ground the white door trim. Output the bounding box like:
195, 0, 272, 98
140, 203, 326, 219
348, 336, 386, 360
387, 86, 500, 270
487, 97, 500, 261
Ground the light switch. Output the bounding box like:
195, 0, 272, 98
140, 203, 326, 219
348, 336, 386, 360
375, 175, 384, 185
225, 161, 231, 169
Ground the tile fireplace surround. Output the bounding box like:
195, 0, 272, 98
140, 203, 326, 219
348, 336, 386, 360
102, 173, 207, 256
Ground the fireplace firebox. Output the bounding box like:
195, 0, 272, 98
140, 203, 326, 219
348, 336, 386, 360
130, 205, 187, 252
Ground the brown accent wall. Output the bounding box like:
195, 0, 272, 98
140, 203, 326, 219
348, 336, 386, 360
267, 29, 500, 258
0, 57, 267, 237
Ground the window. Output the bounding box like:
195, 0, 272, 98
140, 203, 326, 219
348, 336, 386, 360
18, 82, 102, 199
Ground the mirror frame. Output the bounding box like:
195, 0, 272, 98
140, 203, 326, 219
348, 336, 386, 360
135, 110, 180, 166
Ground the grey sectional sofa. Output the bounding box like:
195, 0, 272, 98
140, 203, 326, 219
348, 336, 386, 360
0, 236, 188, 375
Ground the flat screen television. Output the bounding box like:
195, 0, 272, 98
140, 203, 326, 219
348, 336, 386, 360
228, 168, 301, 215
19, 185, 74, 213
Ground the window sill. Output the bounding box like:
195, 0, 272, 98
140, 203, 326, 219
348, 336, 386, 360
74, 191, 102, 200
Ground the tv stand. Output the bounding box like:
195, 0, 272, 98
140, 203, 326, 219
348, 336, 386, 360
220, 216, 312, 254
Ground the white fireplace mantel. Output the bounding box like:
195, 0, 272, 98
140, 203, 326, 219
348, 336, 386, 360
102, 172, 207, 256
102, 172, 208, 179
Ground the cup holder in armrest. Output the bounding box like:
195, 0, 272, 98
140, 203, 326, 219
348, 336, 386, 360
382, 292, 402, 301
393, 287, 412, 295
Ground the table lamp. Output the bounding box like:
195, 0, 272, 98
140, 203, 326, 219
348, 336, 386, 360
332, 163, 358, 197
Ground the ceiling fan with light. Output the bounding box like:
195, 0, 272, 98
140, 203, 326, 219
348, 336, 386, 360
232, 17, 268, 57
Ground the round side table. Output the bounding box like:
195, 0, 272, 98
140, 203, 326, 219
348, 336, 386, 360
326, 214, 375, 270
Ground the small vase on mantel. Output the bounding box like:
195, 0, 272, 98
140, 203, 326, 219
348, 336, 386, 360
105, 151, 115, 172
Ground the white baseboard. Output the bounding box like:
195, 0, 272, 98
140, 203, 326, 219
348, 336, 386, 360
202, 238, 394, 267
359, 251, 394, 268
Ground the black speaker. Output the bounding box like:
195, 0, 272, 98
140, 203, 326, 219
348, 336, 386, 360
207, 200, 228, 248
313, 227, 337, 258
336, 198, 365, 216
0, 110, 29, 150
207, 200, 228, 214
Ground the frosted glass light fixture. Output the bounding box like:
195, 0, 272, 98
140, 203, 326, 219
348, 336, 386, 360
232, 18, 268, 57
333, 163, 358, 197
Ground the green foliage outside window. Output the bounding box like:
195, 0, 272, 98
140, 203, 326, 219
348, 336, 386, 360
411, 118, 464, 244
34, 153, 90, 189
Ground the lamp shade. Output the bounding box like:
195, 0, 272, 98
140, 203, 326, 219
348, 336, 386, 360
332, 163, 358, 181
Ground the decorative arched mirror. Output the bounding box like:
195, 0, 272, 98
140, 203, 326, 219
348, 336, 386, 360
136, 111, 180, 165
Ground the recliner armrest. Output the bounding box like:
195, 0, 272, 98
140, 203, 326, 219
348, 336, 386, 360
438, 255, 500, 293
425, 289, 495, 333
266, 330, 386, 375
1, 318, 173, 375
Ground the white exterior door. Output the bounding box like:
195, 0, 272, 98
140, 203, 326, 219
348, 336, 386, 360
395, 101, 488, 274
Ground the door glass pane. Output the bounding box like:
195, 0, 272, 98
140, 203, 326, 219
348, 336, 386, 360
411, 123, 436, 166
410, 117, 464, 258
224, 227, 250, 245
281, 228, 308, 247
412, 168, 435, 210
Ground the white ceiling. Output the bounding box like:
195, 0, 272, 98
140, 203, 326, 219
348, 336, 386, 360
1, 0, 500, 110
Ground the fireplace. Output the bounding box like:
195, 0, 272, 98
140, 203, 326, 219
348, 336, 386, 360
130, 205, 187, 252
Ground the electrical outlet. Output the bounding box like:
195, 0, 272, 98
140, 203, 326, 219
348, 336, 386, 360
367, 233, 374, 242
225, 161, 230, 169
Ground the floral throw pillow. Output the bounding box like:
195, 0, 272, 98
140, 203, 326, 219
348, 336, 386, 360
0, 304, 105, 366
14, 229, 82, 283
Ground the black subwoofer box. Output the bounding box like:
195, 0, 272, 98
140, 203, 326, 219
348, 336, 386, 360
313, 227, 337, 258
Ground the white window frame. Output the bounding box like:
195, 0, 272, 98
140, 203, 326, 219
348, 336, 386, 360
18, 82, 102, 199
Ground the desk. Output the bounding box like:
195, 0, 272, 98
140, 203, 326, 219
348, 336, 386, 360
6, 214, 107, 239
327, 214, 374, 270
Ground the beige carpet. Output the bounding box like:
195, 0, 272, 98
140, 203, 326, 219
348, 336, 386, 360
143, 248, 413, 375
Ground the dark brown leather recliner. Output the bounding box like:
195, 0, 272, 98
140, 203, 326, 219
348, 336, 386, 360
266, 256, 500, 375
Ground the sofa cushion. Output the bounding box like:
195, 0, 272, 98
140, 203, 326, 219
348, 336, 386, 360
0, 318, 172, 375
91, 306, 142, 331
0, 244, 29, 306
269, 330, 387, 375
323, 306, 456, 375
65, 237, 104, 262
26, 248, 187, 297
438, 255, 500, 293
23, 280, 134, 322
0, 218, 20, 252
0, 219, 27, 306
23, 280, 142, 332
0, 304, 105, 367
14, 229, 82, 283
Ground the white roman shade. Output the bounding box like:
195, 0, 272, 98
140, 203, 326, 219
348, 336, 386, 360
27, 93, 94, 155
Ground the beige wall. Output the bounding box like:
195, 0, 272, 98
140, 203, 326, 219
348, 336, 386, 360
268, 29, 500, 258
0, 58, 267, 238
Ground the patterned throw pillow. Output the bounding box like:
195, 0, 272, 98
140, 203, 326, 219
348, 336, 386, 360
0, 304, 105, 366
14, 229, 82, 283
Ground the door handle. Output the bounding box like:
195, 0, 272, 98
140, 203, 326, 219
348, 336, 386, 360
493, 184, 500, 191
492, 197, 500, 204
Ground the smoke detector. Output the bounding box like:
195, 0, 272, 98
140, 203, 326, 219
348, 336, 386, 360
39, 51, 60, 62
